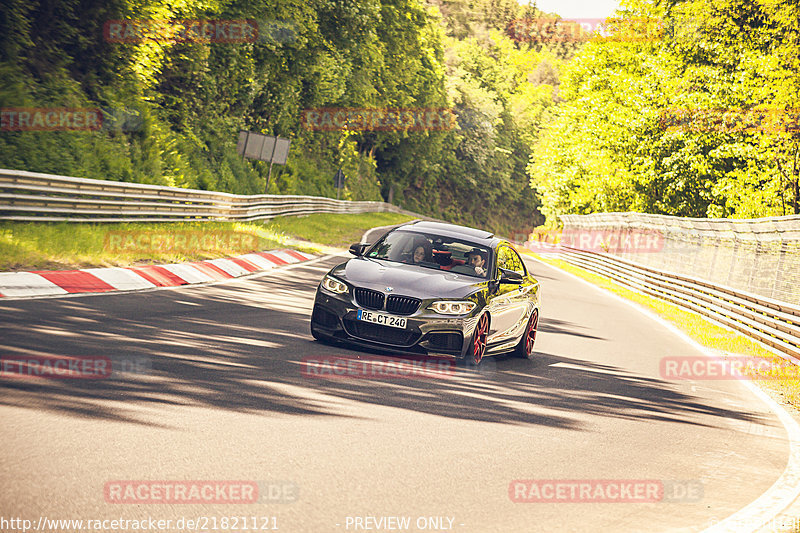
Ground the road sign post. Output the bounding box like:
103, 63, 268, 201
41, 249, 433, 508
334, 169, 345, 200
236, 131, 291, 193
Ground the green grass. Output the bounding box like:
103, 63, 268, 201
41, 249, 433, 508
521, 249, 800, 409
0, 212, 416, 271
267, 211, 416, 247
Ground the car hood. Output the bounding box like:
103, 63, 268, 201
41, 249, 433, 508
332, 257, 485, 299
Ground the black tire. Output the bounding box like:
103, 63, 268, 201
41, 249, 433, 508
514, 309, 539, 359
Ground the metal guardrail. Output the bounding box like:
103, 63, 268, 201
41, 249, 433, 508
10, 168, 797, 360
560, 212, 800, 306
0, 168, 419, 222
551, 245, 800, 362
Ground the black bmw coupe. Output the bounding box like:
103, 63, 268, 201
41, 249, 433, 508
310, 221, 540, 365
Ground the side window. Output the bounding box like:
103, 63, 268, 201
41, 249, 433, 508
496, 246, 511, 276
497, 246, 526, 276
508, 247, 526, 276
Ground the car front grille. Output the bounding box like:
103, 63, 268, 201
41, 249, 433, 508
354, 288, 385, 310
343, 319, 420, 346
386, 295, 421, 315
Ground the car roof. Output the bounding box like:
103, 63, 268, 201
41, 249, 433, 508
395, 220, 498, 245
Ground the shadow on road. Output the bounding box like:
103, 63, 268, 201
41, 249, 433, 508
0, 258, 769, 431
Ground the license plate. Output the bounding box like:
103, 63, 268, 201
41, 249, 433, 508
357, 309, 407, 329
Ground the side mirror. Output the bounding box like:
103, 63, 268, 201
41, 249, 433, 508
499, 268, 523, 284
349, 243, 368, 256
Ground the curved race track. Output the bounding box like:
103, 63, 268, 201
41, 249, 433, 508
0, 229, 795, 532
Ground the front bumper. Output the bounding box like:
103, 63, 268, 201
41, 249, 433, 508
311, 289, 478, 358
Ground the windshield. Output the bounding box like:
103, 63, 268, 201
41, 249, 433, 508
365, 230, 492, 279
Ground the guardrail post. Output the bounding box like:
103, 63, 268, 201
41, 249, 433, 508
747, 240, 761, 294
773, 238, 787, 300
707, 234, 719, 282
726, 238, 739, 287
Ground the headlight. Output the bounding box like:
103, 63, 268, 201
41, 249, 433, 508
321, 276, 348, 294
428, 300, 476, 315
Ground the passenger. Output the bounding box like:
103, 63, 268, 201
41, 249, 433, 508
413, 245, 426, 263
410, 239, 433, 264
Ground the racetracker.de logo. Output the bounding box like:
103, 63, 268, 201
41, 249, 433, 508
105, 481, 260, 504
659, 107, 800, 134
104, 19, 258, 43
509, 479, 703, 503
103, 230, 259, 254
660, 356, 800, 380
301, 108, 456, 132
1, 108, 103, 132
506, 17, 663, 43
522, 228, 664, 253
301, 355, 455, 379
0, 355, 112, 379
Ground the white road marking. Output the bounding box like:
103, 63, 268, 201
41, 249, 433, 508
527, 256, 800, 533
81, 267, 156, 291
0, 272, 69, 297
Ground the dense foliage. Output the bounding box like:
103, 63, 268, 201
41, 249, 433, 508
6, 0, 789, 229
0, 0, 566, 233
529, 0, 800, 221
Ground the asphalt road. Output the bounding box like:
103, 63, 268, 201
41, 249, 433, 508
0, 236, 795, 532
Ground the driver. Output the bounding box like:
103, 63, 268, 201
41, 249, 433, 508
466, 248, 487, 276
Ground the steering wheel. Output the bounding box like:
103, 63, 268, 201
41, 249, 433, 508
450, 264, 478, 276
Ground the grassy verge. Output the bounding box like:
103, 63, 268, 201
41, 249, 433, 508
267, 211, 415, 248
522, 250, 800, 409
0, 212, 416, 271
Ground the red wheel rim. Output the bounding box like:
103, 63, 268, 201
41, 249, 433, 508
472, 314, 488, 364
525, 310, 539, 356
